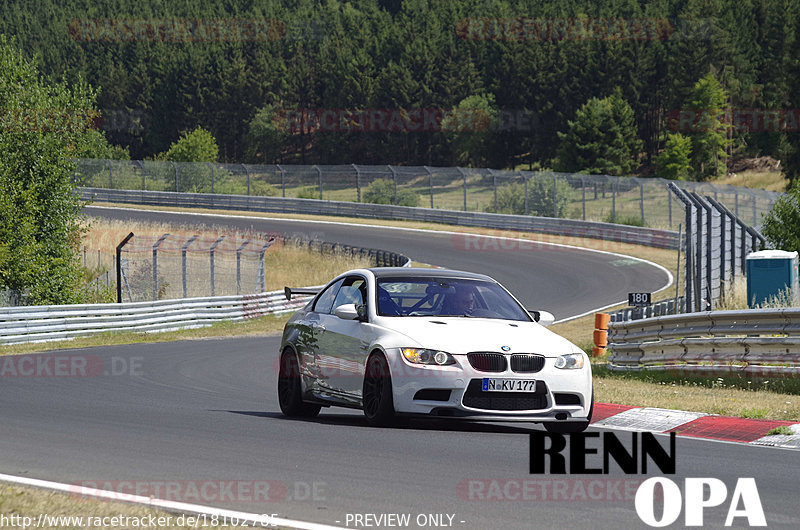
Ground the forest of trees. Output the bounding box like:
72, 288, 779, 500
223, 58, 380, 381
3, 0, 799, 181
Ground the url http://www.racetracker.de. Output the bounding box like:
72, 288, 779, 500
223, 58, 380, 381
0, 512, 280, 529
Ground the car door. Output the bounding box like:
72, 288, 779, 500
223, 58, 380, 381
297, 278, 344, 396
316, 275, 372, 399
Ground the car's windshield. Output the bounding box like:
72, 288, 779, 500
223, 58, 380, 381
376, 277, 531, 321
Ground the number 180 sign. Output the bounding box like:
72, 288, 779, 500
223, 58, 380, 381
628, 292, 651, 307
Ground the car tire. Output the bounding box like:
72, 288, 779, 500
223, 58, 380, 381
544, 391, 594, 434
362, 353, 396, 426
278, 349, 321, 418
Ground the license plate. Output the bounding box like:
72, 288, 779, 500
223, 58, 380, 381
482, 378, 536, 392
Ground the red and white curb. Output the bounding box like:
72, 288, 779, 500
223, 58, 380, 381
591, 403, 800, 449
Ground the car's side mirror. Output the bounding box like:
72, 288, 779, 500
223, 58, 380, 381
334, 303, 366, 321
529, 310, 555, 327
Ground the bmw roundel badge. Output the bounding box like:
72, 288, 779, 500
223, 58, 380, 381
501, 345, 511, 352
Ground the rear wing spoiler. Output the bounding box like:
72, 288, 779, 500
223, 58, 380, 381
284, 286, 321, 301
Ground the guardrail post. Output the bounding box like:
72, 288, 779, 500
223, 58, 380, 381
243, 164, 250, 196
210, 236, 225, 297
207, 162, 214, 194
181, 235, 198, 298
424, 166, 433, 208
236, 239, 251, 295
153, 234, 170, 301
139, 160, 146, 190
116, 232, 134, 304
107, 160, 113, 189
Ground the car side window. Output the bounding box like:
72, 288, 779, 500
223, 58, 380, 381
313, 279, 344, 314
332, 276, 366, 310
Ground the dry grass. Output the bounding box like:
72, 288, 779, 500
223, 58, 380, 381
82, 217, 373, 294
593, 366, 800, 421
0, 483, 258, 529
716, 169, 789, 192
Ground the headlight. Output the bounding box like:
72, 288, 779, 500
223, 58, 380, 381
554, 353, 585, 369
401, 348, 455, 366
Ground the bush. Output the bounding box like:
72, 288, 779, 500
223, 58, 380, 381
655, 133, 692, 180
603, 214, 646, 227
762, 179, 800, 254
488, 178, 571, 217
0, 36, 97, 304
362, 178, 420, 207
159, 126, 219, 163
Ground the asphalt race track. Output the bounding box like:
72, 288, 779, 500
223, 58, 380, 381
83, 205, 672, 320
1, 206, 798, 529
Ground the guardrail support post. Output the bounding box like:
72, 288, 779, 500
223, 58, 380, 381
243, 164, 250, 196
107, 160, 113, 189
207, 162, 214, 194
525, 174, 530, 216
139, 160, 146, 190
181, 235, 198, 298
116, 232, 134, 304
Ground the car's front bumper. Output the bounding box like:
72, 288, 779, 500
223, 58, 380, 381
386, 350, 592, 422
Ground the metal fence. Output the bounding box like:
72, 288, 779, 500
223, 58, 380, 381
669, 183, 768, 313
115, 232, 409, 304
607, 308, 800, 376
80, 187, 681, 249
116, 232, 277, 303
73, 160, 781, 230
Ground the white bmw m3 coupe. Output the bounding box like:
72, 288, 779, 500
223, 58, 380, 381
278, 268, 593, 432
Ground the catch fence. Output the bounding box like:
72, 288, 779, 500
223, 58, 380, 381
74, 160, 780, 230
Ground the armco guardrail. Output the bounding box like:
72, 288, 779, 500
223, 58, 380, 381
79, 187, 680, 249
608, 296, 686, 322
607, 308, 800, 376
0, 289, 317, 345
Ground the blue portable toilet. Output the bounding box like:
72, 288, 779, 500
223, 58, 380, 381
745, 250, 799, 308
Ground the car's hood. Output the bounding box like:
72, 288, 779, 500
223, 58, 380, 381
377, 317, 578, 356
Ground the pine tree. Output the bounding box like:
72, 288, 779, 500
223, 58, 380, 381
555, 89, 642, 175
683, 73, 731, 180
